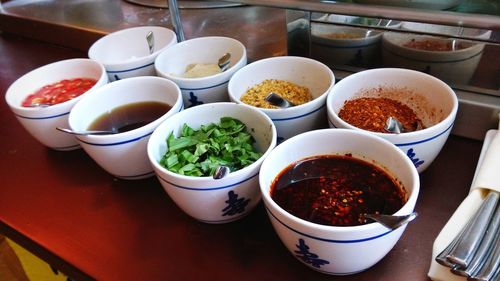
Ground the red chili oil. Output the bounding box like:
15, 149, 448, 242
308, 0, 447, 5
270, 154, 407, 227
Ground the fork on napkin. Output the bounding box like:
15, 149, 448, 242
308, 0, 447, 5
429, 114, 500, 281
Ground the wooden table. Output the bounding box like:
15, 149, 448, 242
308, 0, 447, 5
0, 5, 485, 281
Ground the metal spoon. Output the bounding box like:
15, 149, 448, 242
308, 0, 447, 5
213, 165, 230, 179
385, 116, 405, 134
264, 92, 295, 108
146, 31, 155, 54
218, 53, 231, 72
363, 212, 418, 230
56, 127, 117, 136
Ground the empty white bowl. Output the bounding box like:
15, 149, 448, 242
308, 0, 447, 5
228, 56, 335, 142
5, 58, 108, 150
147, 102, 277, 223
259, 128, 419, 274
155, 36, 247, 108
88, 26, 177, 82
68, 76, 183, 179
327, 68, 458, 173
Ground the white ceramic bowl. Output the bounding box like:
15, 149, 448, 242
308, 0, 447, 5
147, 102, 277, 223
228, 56, 335, 142
382, 32, 485, 85
88, 26, 177, 82
259, 128, 419, 275
327, 68, 458, 173
155, 36, 247, 108
311, 24, 383, 67
5, 58, 108, 150
401, 22, 492, 40
68, 76, 183, 180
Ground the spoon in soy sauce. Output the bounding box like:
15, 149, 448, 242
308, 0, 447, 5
56, 127, 118, 136
213, 165, 230, 179
264, 92, 295, 108
218, 53, 231, 72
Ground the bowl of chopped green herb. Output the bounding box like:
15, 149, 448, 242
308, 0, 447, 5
147, 102, 277, 223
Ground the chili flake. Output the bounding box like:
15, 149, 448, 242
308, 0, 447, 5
338, 97, 425, 133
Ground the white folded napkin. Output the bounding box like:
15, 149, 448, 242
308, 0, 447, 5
428, 129, 499, 281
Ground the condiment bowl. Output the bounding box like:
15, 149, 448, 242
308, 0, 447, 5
228, 56, 335, 142
5, 58, 108, 150
382, 31, 485, 85
259, 128, 419, 275
68, 76, 183, 179
147, 102, 277, 223
155, 36, 247, 108
326, 68, 458, 173
311, 24, 383, 67
88, 26, 177, 82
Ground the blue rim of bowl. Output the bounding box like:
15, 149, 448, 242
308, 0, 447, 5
157, 171, 259, 191
180, 80, 229, 91
327, 117, 453, 146
265, 205, 394, 243
271, 103, 325, 122
15, 111, 69, 120
105, 62, 155, 74
114, 170, 156, 180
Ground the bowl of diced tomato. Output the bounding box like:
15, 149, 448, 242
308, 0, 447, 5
5, 58, 108, 150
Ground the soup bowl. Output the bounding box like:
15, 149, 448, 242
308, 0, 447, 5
68, 76, 183, 180
259, 128, 419, 275
88, 26, 177, 82
5, 58, 108, 150
155, 36, 247, 108
228, 56, 335, 142
147, 102, 277, 223
326, 68, 458, 173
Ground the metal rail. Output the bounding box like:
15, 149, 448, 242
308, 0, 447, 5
222, 0, 500, 30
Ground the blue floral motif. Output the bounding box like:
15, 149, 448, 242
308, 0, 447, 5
114, 74, 121, 81
188, 92, 204, 107
294, 238, 330, 268
407, 148, 424, 168
221, 190, 250, 216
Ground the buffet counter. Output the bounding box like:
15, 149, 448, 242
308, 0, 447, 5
0, 4, 488, 281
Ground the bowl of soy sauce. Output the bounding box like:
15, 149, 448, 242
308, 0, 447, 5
68, 76, 183, 180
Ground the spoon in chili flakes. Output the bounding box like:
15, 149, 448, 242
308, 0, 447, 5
385, 116, 406, 134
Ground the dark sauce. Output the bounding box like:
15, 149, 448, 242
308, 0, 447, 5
88, 101, 171, 133
270, 154, 407, 227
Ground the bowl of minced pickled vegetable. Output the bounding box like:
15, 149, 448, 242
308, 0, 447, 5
147, 102, 277, 223
228, 56, 335, 141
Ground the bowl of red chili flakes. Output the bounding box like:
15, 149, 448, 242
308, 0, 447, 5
5, 58, 108, 150
326, 68, 458, 173
259, 128, 419, 275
